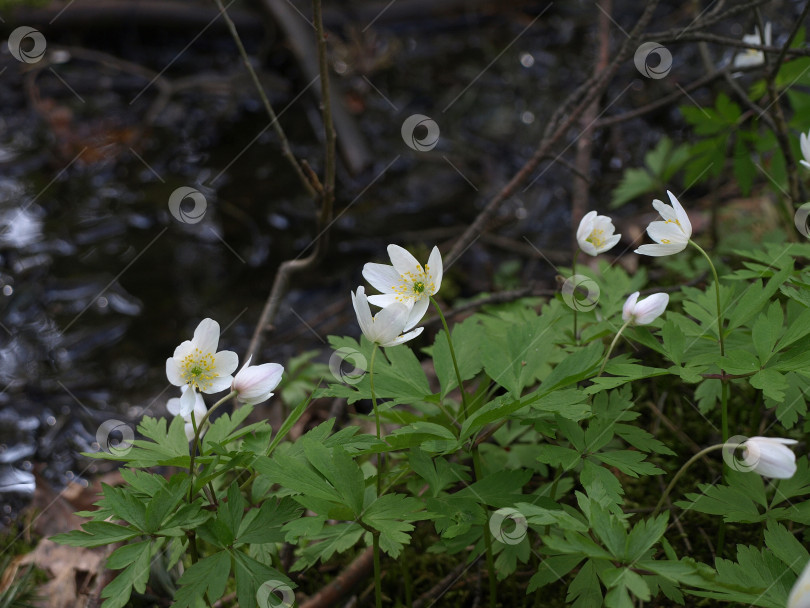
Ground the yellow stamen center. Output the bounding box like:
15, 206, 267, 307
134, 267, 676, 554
661, 239, 671, 244
391, 265, 435, 302
180, 348, 218, 391
586, 229, 605, 248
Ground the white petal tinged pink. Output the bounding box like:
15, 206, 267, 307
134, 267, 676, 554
232, 355, 284, 405
622, 291, 669, 326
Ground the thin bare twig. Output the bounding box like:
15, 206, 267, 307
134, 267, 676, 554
446, 2, 661, 264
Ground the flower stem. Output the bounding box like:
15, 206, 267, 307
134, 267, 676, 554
688, 240, 725, 358
652, 443, 738, 516
431, 296, 495, 607
188, 390, 238, 502
430, 296, 469, 420
373, 532, 383, 608
369, 344, 383, 608
597, 320, 631, 378
572, 249, 580, 345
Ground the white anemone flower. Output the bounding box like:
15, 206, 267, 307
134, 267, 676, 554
576, 211, 621, 256
232, 356, 284, 405
622, 291, 669, 326
362, 244, 442, 331
733, 23, 771, 69
635, 191, 693, 257
788, 559, 810, 608
799, 130, 810, 170
166, 318, 239, 412
741, 436, 798, 479
351, 286, 423, 347
167, 385, 208, 441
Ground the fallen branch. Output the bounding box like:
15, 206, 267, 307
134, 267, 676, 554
299, 546, 375, 608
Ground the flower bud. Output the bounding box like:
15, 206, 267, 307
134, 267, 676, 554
232, 356, 284, 405
741, 436, 798, 479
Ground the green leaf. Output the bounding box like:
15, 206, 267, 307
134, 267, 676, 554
431, 318, 483, 397
362, 493, 426, 557
99, 540, 152, 608
174, 551, 231, 608
232, 552, 293, 608
752, 301, 784, 365
144, 475, 189, 533
237, 497, 303, 545
750, 368, 787, 402
409, 448, 468, 497
527, 554, 584, 591
592, 451, 664, 477
51, 521, 139, 548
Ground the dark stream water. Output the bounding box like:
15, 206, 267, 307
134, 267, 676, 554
0, 0, 793, 528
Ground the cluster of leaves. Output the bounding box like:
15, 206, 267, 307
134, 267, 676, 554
52, 238, 810, 607
612, 30, 810, 208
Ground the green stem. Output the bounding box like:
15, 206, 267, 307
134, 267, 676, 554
572, 249, 580, 345
373, 532, 383, 608
473, 449, 497, 608
431, 296, 495, 607
652, 443, 737, 516
597, 320, 631, 378
430, 296, 470, 421
369, 344, 384, 608
688, 240, 725, 358
188, 390, 238, 502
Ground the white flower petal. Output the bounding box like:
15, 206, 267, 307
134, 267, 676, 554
579, 240, 598, 256
166, 357, 185, 387
172, 340, 194, 362
167, 396, 182, 416
633, 293, 669, 325
801, 159, 810, 170
635, 243, 687, 256
602, 233, 622, 252
213, 349, 239, 377
179, 386, 199, 417
382, 326, 424, 347
373, 302, 410, 345
788, 559, 810, 608
205, 375, 233, 394
387, 244, 422, 277
743, 436, 798, 479
576, 211, 597, 242
622, 292, 640, 323
646, 221, 688, 245
427, 246, 443, 295
667, 191, 692, 237
367, 293, 402, 309
404, 296, 429, 331
363, 263, 401, 295
352, 287, 374, 338
234, 362, 284, 404
652, 199, 677, 222
192, 318, 220, 354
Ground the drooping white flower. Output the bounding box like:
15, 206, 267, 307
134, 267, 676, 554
635, 191, 693, 257
167, 385, 208, 441
733, 23, 771, 69
800, 130, 810, 170
166, 318, 239, 396
576, 211, 621, 256
788, 558, 810, 608
232, 356, 284, 405
741, 436, 798, 479
622, 291, 669, 326
362, 244, 442, 331
351, 286, 423, 347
